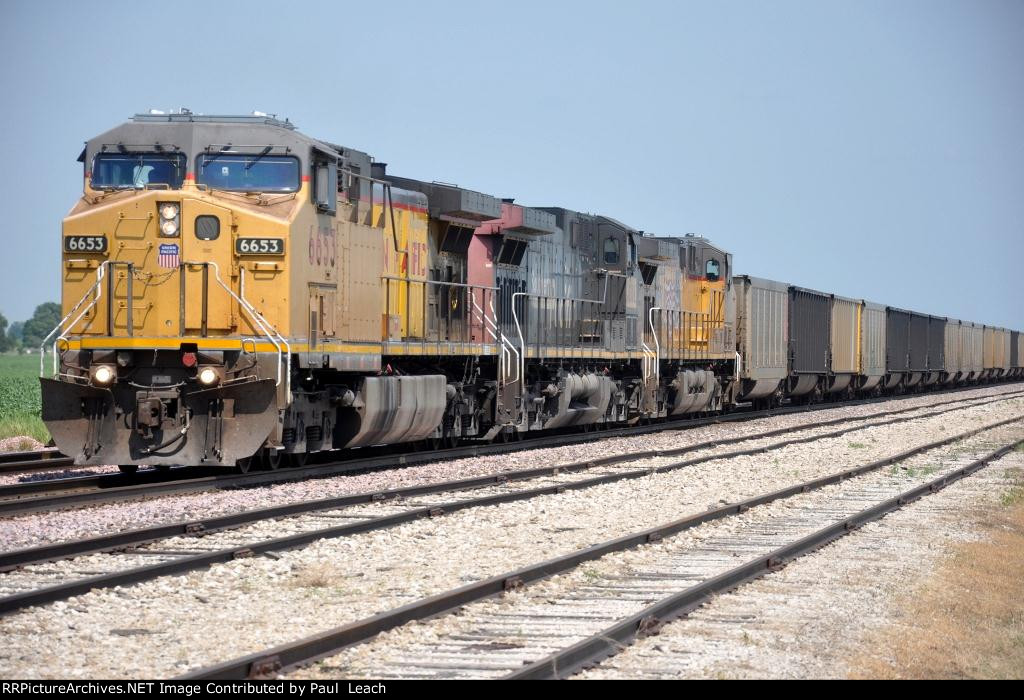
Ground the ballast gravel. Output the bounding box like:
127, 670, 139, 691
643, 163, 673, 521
0, 394, 1021, 679
0, 437, 45, 453
573, 450, 1024, 679
288, 425, 1024, 679
0, 383, 1018, 552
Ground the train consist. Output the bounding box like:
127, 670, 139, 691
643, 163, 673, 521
41, 112, 1023, 470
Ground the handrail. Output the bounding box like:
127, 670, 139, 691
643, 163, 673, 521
512, 272, 615, 391
235, 266, 284, 368
234, 264, 290, 399
481, 296, 521, 386
41, 261, 109, 377
41, 260, 291, 406
640, 338, 655, 385
196, 262, 291, 405
383, 271, 519, 388
648, 306, 663, 387
380, 275, 498, 292
469, 296, 500, 342
491, 297, 520, 385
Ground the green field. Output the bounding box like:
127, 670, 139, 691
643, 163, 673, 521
0, 354, 49, 444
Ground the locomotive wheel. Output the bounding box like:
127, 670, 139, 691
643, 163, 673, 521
288, 451, 309, 468
446, 434, 460, 449
118, 464, 139, 475
262, 449, 282, 470
236, 456, 253, 474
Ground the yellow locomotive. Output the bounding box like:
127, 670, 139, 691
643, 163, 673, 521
41, 111, 738, 470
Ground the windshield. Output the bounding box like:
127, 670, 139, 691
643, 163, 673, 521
91, 153, 187, 189
196, 153, 300, 192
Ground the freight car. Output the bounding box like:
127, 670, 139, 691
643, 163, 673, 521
40, 112, 1022, 470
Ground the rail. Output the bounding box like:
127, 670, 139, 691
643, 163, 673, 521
511, 434, 1024, 678
178, 407, 1024, 680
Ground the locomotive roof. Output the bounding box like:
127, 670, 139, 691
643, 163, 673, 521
78, 112, 372, 173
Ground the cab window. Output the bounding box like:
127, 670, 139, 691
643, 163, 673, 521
705, 259, 721, 282
196, 153, 300, 192
603, 238, 619, 265
91, 153, 186, 189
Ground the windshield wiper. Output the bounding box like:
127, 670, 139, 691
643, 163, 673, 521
244, 146, 274, 171
200, 146, 232, 170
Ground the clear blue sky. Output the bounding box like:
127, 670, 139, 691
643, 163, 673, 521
1, 0, 1021, 327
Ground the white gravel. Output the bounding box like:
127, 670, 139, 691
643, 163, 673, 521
0, 384, 1018, 553
284, 425, 1024, 679
574, 450, 1024, 679
0, 393, 1020, 679
0, 392, 1007, 601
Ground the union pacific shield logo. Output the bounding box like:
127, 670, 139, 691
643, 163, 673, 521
158, 243, 180, 268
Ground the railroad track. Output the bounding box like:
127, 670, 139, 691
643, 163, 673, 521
2, 382, 1022, 517
0, 448, 70, 476
0, 390, 1019, 621
183, 418, 1024, 680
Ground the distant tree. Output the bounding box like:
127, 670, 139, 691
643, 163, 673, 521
7, 320, 24, 350
21, 303, 62, 351
0, 313, 9, 353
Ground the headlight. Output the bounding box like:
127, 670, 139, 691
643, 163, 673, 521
91, 365, 116, 385
198, 367, 221, 386
158, 201, 180, 236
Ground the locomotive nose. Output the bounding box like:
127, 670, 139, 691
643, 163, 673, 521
40, 373, 279, 467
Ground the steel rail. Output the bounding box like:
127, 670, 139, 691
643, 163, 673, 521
3, 382, 1020, 491
178, 415, 1024, 680
0, 393, 1017, 620
0, 464, 221, 501
0, 448, 62, 465
2, 383, 1020, 517
508, 437, 1024, 679
0, 390, 1015, 585
0, 453, 72, 476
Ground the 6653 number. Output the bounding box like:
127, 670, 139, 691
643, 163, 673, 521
236, 238, 284, 255
64, 236, 107, 253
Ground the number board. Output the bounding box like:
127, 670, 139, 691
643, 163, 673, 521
236, 238, 285, 255
64, 235, 108, 253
